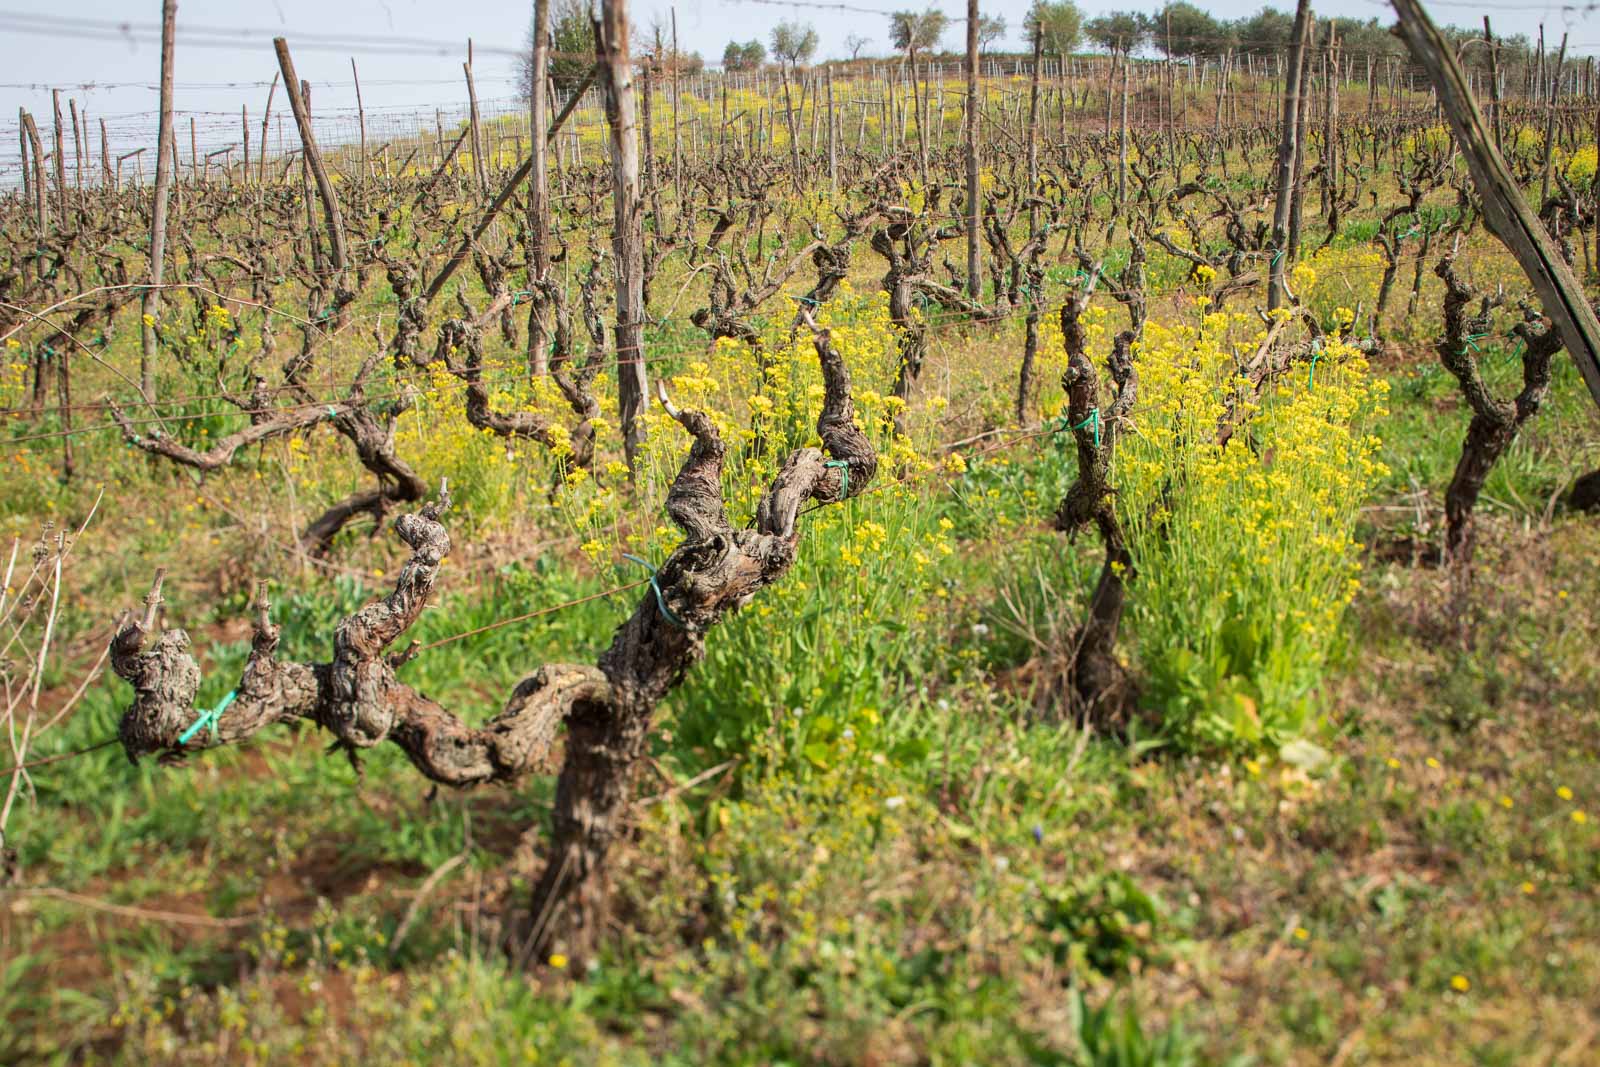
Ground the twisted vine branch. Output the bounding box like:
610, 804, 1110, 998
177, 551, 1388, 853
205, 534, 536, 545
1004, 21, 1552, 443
1051, 279, 1139, 720
110, 317, 876, 962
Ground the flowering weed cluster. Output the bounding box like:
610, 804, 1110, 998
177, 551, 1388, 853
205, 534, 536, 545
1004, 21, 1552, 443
1115, 308, 1390, 750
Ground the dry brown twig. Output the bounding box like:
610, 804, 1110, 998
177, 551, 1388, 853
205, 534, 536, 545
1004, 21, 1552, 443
1, 490, 104, 880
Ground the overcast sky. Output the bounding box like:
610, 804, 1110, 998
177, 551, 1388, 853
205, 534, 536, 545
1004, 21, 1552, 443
3, 0, 1598, 179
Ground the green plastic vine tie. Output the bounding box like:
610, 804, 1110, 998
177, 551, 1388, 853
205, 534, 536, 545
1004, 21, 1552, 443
326, 405, 338, 418
622, 554, 683, 629
1308, 342, 1321, 391
178, 689, 237, 747
1054, 407, 1101, 450
1460, 332, 1487, 356
1079, 407, 1102, 449
824, 459, 850, 501
510, 289, 532, 307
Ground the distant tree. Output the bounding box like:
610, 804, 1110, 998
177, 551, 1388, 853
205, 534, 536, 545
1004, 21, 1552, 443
1085, 11, 1147, 55
890, 8, 949, 59
977, 14, 1007, 54
646, 13, 670, 64
639, 18, 703, 76
722, 38, 767, 72
890, 6, 947, 180
1233, 6, 1295, 57
1327, 17, 1406, 62
1027, 0, 1083, 58
845, 33, 872, 60
770, 20, 819, 67
1152, 2, 1228, 59
517, 0, 597, 99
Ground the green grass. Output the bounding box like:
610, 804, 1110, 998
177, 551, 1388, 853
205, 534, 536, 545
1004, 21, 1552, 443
5, 130, 1600, 1064
8, 344, 1598, 1061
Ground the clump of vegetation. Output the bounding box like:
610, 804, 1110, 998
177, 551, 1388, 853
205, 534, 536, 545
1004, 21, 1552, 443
4, 3, 1600, 1063
1118, 309, 1389, 750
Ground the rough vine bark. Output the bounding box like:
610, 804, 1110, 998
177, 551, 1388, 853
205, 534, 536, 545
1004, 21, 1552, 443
595, 0, 649, 472
110, 316, 876, 964
1050, 282, 1139, 720
114, 346, 427, 558
299, 397, 429, 557
434, 307, 607, 474
1434, 254, 1563, 572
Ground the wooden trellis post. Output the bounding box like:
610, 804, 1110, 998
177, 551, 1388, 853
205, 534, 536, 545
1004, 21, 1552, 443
595, 0, 648, 473
1268, 0, 1311, 312
274, 37, 349, 279
964, 0, 981, 300
1393, 0, 1600, 411
142, 0, 178, 398
528, 0, 554, 376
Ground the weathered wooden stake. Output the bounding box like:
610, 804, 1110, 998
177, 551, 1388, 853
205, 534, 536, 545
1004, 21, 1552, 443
1268, 0, 1311, 312
527, 0, 554, 376
464, 40, 487, 196
594, 0, 648, 473
274, 38, 350, 278
964, 0, 981, 300
50, 90, 66, 225
352, 58, 369, 188
1393, 0, 1600, 409
258, 73, 278, 185
142, 0, 179, 397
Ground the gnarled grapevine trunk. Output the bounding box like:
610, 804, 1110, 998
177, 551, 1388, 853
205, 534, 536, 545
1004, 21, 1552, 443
1050, 283, 1138, 721
110, 318, 875, 965
873, 223, 929, 403
1433, 256, 1563, 571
